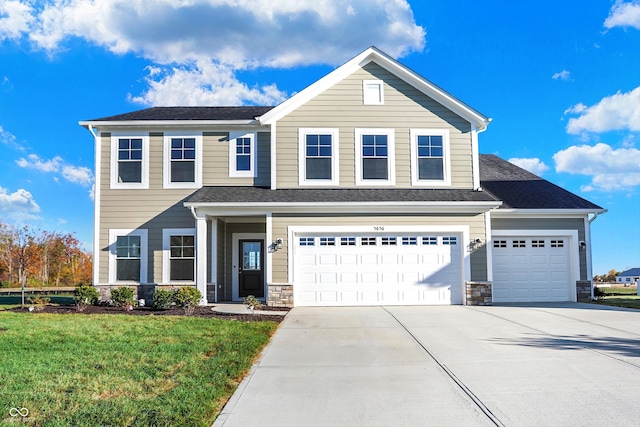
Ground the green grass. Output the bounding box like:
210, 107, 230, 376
595, 286, 638, 296
594, 295, 640, 310
0, 295, 75, 310
0, 312, 279, 426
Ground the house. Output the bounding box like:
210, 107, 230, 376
616, 268, 640, 286
79, 46, 605, 307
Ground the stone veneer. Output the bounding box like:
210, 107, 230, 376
97, 284, 196, 305
465, 281, 493, 306
267, 283, 294, 307
576, 280, 592, 302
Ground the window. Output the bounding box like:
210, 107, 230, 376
512, 240, 526, 248
109, 229, 148, 283
422, 236, 437, 246
361, 237, 377, 246
443, 236, 457, 245
163, 132, 202, 188
402, 237, 417, 246
341, 237, 356, 246
110, 133, 149, 189
163, 229, 196, 283
381, 237, 397, 246
493, 240, 507, 248
320, 237, 336, 246
229, 132, 257, 178
551, 240, 564, 248
355, 129, 395, 185
363, 80, 384, 105
410, 129, 451, 186
532, 240, 545, 248
299, 128, 339, 185
299, 237, 315, 246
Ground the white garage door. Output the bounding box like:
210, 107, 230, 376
492, 237, 572, 302
294, 233, 463, 306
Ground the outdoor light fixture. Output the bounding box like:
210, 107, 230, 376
469, 238, 483, 252
271, 238, 283, 252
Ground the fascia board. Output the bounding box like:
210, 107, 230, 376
491, 208, 607, 217
79, 120, 264, 130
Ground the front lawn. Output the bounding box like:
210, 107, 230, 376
0, 311, 279, 426
594, 295, 640, 310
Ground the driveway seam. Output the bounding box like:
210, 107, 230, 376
382, 307, 505, 427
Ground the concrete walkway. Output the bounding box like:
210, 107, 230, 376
214, 303, 640, 426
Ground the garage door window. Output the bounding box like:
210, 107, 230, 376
341, 237, 356, 246
513, 240, 526, 248
402, 236, 417, 245
551, 240, 564, 247
361, 237, 376, 246
320, 237, 336, 246
443, 236, 457, 245
494, 240, 507, 248
532, 240, 545, 248
299, 237, 315, 246
423, 236, 437, 245
381, 237, 397, 246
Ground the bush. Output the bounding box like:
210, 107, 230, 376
174, 287, 201, 316
0, 281, 10, 288
153, 288, 176, 310
594, 286, 606, 299
74, 284, 99, 312
243, 295, 263, 313
28, 296, 51, 311
110, 287, 136, 310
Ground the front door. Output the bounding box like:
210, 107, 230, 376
238, 240, 264, 298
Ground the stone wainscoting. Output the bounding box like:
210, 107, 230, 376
96, 284, 196, 305
576, 280, 592, 302
267, 283, 294, 307
465, 281, 493, 306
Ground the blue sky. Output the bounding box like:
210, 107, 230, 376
0, 0, 638, 275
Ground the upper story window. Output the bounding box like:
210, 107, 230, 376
355, 129, 395, 186
299, 128, 339, 186
229, 132, 257, 178
163, 132, 202, 189
410, 129, 451, 186
110, 133, 149, 189
363, 80, 384, 105
109, 229, 148, 284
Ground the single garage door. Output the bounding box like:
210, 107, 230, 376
294, 233, 463, 306
492, 237, 572, 302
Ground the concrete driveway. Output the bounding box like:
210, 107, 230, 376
214, 303, 640, 426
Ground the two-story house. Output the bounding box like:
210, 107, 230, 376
80, 46, 605, 307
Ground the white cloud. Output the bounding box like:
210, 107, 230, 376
604, 0, 640, 29
0, 0, 33, 41
552, 70, 571, 81
508, 158, 549, 176
0, 186, 40, 221
16, 153, 94, 187
553, 142, 640, 191
129, 61, 288, 106
565, 86, 640, 134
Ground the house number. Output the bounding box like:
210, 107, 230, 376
374, 226, 385, 231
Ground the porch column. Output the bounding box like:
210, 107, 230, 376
195, 214, 208, 305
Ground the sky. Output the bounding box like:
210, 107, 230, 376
0, 0, 638, 275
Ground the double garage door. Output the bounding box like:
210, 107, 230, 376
492, 236, 572, 302
294, 232, 463, 306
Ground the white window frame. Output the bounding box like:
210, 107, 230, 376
363, 79, 384, 105
108, 229, 148, 284
162, 228, 196, 284
110, 132, 149, 189
355, 128, 395, 186
410, 129, 451, 186
228, 131, 257, 178
298, 128, 340, 186
163, 132, 202, 189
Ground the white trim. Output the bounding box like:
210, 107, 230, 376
231, 233, 266, 301
163, 131, 202, 189
362, 79, 384, 105
485, 211, 493, 282
210, 217, 218, 303
110, 132, 149, 189
266, 213, 273, 283
259, 47, 491, 129
162, 228, 196, 284
195, 216, 208, 304
228, 131, 257, 178
355, 128, 395, 186
491, 209, 606, 216
584, 216, 594, 299
298, 128, 340, 186
471, 125, 482, 190
288, 225, 470, 306
491, 229, 580, 302
108, 229, 148, 284
409, 129, 451, 187
270, 122, 277, 189
93, 129, 102, 286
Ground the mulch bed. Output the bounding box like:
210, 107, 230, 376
10, 304, 288, 322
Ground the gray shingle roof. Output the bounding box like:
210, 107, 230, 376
479, 154, 603, 210
185, 187, 498, 204
619, 268, 640, 277
88, 106, 273, 122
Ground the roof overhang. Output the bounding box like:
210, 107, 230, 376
258, 46, 491, 130
490, 208, 607, 217
79, 119, 266, 131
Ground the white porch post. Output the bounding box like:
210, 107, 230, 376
210, 217, 218, 303
195, 214, 208, 305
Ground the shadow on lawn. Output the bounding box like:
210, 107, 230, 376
488, 333, 640, 359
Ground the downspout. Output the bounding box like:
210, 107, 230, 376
88, 125, 100, 288
471, 121, 490, 191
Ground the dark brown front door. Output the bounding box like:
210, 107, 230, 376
238, 240, 264, 298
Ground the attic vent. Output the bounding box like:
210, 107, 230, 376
363, 80, 384, 105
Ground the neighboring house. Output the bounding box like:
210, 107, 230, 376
616, 268, 640, 286
80, 46, 605, 307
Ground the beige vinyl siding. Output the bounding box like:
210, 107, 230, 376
271, 213, 487, 284
275, 62, 473, 189
491, 217, 588, 280
202, 131, 271, 187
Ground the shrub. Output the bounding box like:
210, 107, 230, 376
173, 287, 201, 316
28, 296, 51, 311
74, 285, 99, 312
153, 288, 176, 310
243, 295, 263, 313
110, 287, 136, 310
0, 281, 10, 288
594, 286, 606, 299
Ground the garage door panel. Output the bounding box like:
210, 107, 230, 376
493, 236, 572, 303
361, 254, 378, 264
319, 291, 338, 302
319, 273, 337, 284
